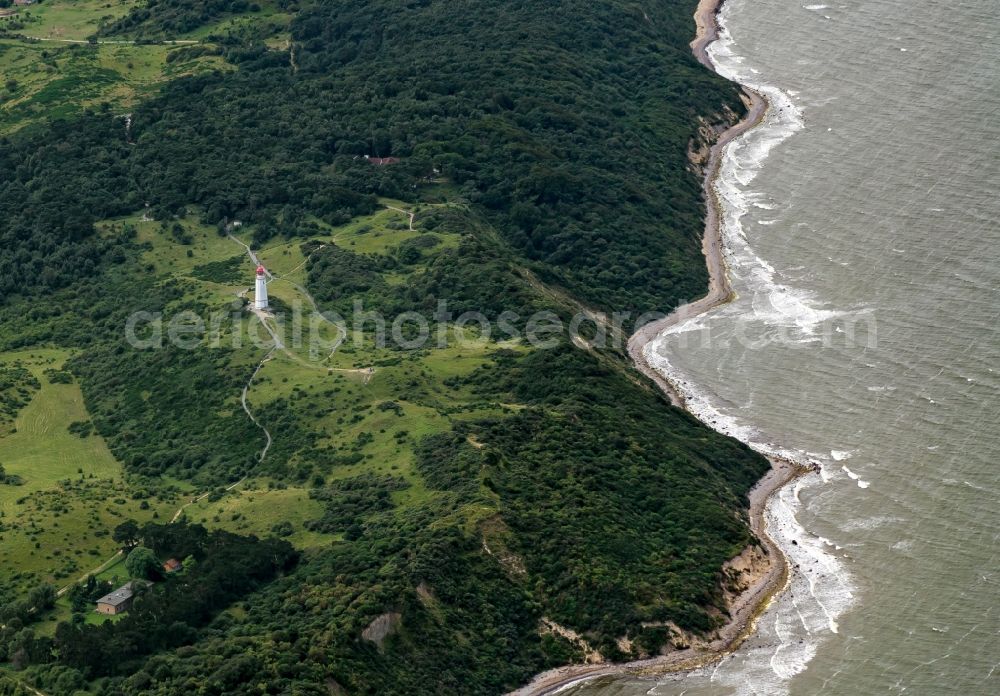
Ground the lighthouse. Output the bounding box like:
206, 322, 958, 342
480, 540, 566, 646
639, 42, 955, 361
254, 265, 268, 310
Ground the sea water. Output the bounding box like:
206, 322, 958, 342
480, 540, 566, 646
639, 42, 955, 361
571, 0, 1000, 693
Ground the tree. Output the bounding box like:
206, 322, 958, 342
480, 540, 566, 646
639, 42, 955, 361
112, 520, 141, 551
0, 463, 20, 486
125, 547, 160, 580
27, 585, 55, 613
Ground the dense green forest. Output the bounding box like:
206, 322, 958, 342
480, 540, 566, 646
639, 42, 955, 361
2, 0, 738, 316
0, 1, 769, 694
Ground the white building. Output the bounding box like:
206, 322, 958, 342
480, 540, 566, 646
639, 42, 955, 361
254, 265, 268, 310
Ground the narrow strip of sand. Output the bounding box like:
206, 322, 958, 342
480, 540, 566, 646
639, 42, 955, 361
510, 1, 807, 694
628, 0, 767, 411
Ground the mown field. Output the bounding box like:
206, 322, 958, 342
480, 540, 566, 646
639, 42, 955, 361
0, 38, 232, 133
0, 0, 139, 42
0, 0, 250, 134
0, 195, 534, 640
0, 349, 173, 597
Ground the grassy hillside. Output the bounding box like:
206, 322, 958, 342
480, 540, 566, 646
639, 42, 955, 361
0, 349, 178, 609
0, 0, 140, 42
0, 1, 769, 694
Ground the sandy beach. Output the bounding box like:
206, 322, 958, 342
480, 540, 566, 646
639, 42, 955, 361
509, 1, 806, 694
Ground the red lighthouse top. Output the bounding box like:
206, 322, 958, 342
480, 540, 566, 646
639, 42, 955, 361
256, 265, 265, 276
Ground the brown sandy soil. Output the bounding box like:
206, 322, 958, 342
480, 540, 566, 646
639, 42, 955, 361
508, 1, 809, 694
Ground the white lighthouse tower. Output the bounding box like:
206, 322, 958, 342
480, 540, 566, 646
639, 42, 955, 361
254, 265, 269, 310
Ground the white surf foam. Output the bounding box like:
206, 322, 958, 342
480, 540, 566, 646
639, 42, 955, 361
839, 514, 902, 532
687, 23, 861, 346
639, 3, 857, 692
649, 470, 856, 696
840, 465, 871, 488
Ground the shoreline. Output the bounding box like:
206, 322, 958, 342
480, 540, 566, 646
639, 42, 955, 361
511, 1, 807, 694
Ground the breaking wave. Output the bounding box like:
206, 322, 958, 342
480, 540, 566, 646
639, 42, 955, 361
641, 2, 857, 692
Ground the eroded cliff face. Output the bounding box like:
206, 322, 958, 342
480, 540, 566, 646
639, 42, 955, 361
362, 612, 403, 651
688, 104, 744, 177
721, 542, 772, 606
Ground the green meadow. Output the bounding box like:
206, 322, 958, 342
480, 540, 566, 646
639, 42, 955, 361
175, 1, 294, 43
0, 0, 248, 134
0, 349, 174, 596
0, 190, 526, 629
0, 0, 140, 42
0, 0, 782, 689
0, 39, 232, 133
179, 484, 331, 549
65, 201, 516, 544
89, 202, 524, 542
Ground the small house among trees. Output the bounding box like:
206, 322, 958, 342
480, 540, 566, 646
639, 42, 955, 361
94, 580, 147, 615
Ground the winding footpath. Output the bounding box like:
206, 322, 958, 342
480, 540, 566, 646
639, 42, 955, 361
228, 232, 366, 369
58, 341, 267, 591
240, 350, 275, 463
53, 241, 284, 597
55, 551, 124, 598
169, 474, 252, 525
385, 205, 416, 231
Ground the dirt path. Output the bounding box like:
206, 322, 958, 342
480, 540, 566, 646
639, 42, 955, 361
55, 550, 123, 597
239, 349, 275, 463
167, 310, 274, 526
169, 473, 250, 524
230, 233, 374, 372
8, 676, 49, 696
54, 339, 266, 614
58, 430, 258, 591
227, 232, 263, 267
386, 205, 416, 230
274, 247, 321, 279
20, 36, 197, 45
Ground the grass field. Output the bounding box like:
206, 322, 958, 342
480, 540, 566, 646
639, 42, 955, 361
0, 349, 119, 490
0, 0, 296, 46
0, 1, 278, 133
148, 204, 523, 525
177, 2, 294, 43
0, 0, 142, 42
2, 204, 519, 607
0, 345, 334, 618
308, 199, 465, 257
0, 349, 176, 596
180, 484, 332, 548
0, 38, 232, 133
125, 213, 246, 274
0, 2, 523, 651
